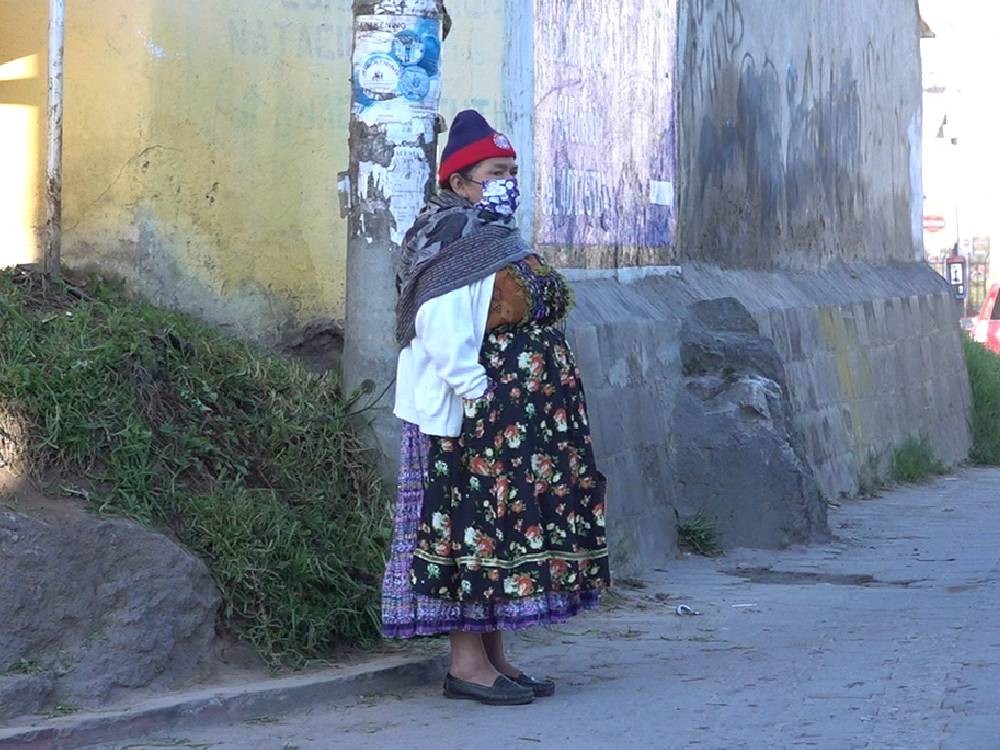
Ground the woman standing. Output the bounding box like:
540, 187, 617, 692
382, 110, 611, 706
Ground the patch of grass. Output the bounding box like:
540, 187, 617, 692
7, 658, 42, 675
676, 512, 721, 556
964, 337, 1000, 465
599, 588, 629, 611
118, 743, 214, 750
891, 436, 946, 483
615, 577, 647, 590
857, 447, 889, 498
46, 703, 79, 717
52, 650, 75, 676
0, 270, 389, 666
246, 715, 285, 726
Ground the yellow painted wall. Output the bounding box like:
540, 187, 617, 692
0, 0, 506, 343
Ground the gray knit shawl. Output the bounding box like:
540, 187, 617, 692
395, 191, 532, 347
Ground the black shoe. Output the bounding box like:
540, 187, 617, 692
511, 672, 556, 697
443, 673, 534, 705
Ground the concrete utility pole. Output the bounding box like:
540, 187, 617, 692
343, 0, 445, 471
44, 0, 65, 281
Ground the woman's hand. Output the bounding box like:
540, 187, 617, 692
462, 382, 496, 419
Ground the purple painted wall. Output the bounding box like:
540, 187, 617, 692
533, 0, 679, 269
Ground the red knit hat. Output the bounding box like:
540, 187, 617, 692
438, 110, 517, 187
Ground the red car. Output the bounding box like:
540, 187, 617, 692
972, 283, 1000, 354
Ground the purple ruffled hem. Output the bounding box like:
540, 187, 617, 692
382, 590, 602, 639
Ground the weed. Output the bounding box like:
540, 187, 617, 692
964, 338, 1000, 465
117, 741, 213, 750
0, 271, 388, 665
52, 650, 75, 676
246, 715, 284, 725
857, 447, 889, 497
616, 577, 647, 590
7, 658, 41, 675
599, 588, 629, 610
891, 436, 947, 483
46, 703, 79, 717
676, 512, 721, 556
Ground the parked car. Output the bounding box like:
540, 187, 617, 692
972, 283, 1000, 354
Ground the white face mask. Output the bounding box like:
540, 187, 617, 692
475, 177, 520, 217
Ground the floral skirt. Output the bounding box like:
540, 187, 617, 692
381, 324, 610, 638
381, 424, 602, 637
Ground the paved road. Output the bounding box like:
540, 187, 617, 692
100, 469, 1000, 750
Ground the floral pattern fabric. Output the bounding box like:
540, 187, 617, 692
410, 256, 611, 605
380, 422, 601, 638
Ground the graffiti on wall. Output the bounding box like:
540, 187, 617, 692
534, 0, 678, 268
680, 0, 918, 269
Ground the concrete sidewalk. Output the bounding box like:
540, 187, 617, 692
14, 468, 1000, 750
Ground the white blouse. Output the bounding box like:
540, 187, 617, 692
393, 273, 497, 437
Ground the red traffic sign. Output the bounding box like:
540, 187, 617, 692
923, 215, 946, 232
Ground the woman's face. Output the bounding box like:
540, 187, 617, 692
449, 157, 518, 204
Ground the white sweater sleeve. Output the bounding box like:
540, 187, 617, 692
414, 285, 489, 400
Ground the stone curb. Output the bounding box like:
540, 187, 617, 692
0, 652, 447, 750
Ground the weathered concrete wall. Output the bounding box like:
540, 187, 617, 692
678, 0, 924, 269
566, 264, 970, 573
0, 0, 507, 345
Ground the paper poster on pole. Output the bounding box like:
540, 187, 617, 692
352, 14, 442, 245
353, 15, 441, 122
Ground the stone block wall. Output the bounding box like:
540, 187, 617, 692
687, 264, 972, 498
566, 263, 971, 573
